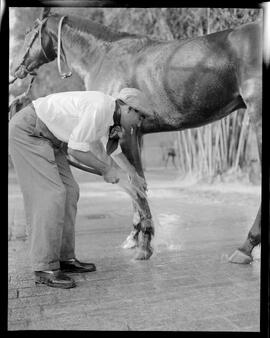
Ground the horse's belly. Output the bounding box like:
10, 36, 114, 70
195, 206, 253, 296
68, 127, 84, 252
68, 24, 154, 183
136, 63, 242, 132
138, 58, 244, 132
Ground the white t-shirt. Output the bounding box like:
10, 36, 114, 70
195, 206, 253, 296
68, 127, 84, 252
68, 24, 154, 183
32, 91, 121, 155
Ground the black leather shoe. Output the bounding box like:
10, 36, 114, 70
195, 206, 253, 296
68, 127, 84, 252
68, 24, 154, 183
60, 258, 96, 273
35, 269, 76, 289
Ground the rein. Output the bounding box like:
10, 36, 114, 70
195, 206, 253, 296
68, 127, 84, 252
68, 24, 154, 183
67, 158, 101, 176
57, 16, 72, 79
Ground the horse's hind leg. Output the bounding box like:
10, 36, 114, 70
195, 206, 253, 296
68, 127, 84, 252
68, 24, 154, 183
229, 205, 261, 264
229, 77, 262, 264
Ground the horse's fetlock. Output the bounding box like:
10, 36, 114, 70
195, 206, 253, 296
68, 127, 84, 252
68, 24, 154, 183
248, 232, 261, 246
141, 219, 154, 237
133, 222, 141, 232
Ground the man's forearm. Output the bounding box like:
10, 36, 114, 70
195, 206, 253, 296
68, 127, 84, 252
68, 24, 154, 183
68, 148, 108, 174
111, 152, 136, 175
112, 152, 147, 193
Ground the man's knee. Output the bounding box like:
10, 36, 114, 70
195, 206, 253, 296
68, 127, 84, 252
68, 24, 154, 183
38, 186, 66, 219
51, 185, 67, 205
65, 182, 80, 203
9, 117, 23, 158
9, 116, 20, 142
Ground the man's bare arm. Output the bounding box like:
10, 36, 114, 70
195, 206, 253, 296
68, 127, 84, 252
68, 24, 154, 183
67, 148, 118, 183
112, 152, 147, 192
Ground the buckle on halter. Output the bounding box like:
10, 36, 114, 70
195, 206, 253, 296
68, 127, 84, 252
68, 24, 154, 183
57, 16, 73, 79
60, 71, 72, 79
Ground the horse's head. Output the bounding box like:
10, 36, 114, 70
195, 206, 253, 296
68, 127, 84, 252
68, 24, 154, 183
12, 8, 57, 79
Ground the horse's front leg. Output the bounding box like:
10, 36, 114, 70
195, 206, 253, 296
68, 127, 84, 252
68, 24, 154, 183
120, 129, 154, 260
121, 201, 141, 249
120, 131, 143, 250
133, 195, 154, 260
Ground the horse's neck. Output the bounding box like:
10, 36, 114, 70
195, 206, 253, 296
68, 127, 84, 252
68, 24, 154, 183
61, 21, 105, 79
52, 15, 146, 84
62, 34, 104, 84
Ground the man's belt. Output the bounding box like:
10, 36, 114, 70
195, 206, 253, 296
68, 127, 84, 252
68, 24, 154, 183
29, 103, 67, 151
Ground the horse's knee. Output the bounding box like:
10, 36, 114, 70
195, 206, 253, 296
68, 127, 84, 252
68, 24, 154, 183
9, 113, 21, 143
48, 185, 67, 209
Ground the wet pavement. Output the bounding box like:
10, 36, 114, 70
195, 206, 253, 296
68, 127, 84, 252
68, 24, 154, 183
8, 168, 261, 331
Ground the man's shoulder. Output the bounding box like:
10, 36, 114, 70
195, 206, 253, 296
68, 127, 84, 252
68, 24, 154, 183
83, 91, 114, 100
80, 91, 116, 108
35, 91, 114, 102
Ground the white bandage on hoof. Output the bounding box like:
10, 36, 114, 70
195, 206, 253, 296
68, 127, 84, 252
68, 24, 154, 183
228, 249, 253, 264
121, 234, 138, 249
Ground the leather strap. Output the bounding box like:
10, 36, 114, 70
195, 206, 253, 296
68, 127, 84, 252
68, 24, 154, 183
106, 101, 122, 156
113, 100, 122, 125
57, 16, 72, 79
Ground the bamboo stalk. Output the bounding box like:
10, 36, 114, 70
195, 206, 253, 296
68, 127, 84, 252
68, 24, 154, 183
217, 140, 223, 174
220, 119, 228, 171
176, 132, 185, 173
204, 125, 211, 176
208, 125, 213, 176
228, 113, 237, 166
233, 112, 249, 170
225, 116, 231, 165
221, 118, 228, 167
242, 120, 250, 166
181, 130, 192, 173
197, 128, 207, 175
188, 129, 197, 172
213, 122, 221, 173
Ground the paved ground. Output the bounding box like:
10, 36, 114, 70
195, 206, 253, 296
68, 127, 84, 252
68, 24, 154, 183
8, 168, 261, 331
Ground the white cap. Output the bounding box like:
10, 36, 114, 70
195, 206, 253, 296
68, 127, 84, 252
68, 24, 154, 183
116, 88, 154, 117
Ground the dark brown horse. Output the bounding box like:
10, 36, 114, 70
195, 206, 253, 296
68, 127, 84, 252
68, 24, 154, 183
11, 8, 262, 263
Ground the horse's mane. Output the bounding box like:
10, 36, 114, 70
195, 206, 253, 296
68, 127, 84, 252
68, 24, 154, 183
54, 13, 143, 43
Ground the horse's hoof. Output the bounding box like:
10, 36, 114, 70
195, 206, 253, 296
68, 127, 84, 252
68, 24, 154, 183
135, 247, 153, 260
252, 244, 261, 261
121, 236, 138, 249
228, 249, 253, 264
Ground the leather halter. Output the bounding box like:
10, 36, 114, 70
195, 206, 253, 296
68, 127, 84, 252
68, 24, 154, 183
9, 17, 52, 84
36, 18, 52, 62
21, 17, 52, 70
10, 15, 72, 84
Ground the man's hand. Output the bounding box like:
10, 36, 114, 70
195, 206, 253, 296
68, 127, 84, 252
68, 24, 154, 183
110, 152, 147, 195
102, 166, 120, 184
129, 171, 147, 195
